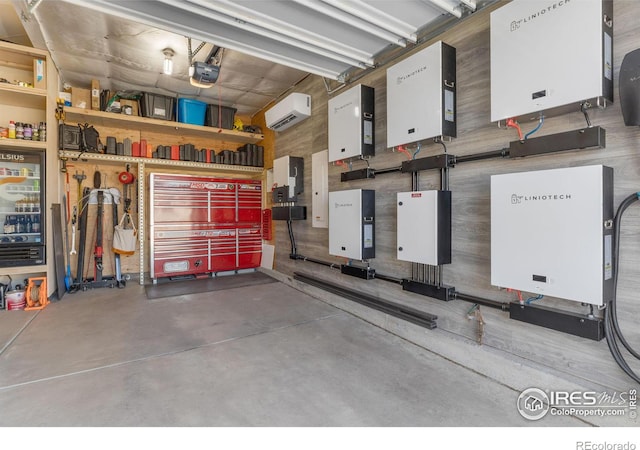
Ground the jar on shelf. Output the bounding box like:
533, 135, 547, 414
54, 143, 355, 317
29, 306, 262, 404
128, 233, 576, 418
23, 124, 32, 140
15, 122, 23, 139
8, 121, 16, 139
38, 122, 46, 142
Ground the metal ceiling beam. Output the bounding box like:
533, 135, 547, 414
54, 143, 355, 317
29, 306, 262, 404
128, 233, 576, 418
158, 0, 371, 69
293, 0, 409, 47
319, 0, 418, 43
422, 0, 463, 18
458, 0, 477, 12
190, 0, 376, 65
58, 0, 348, 79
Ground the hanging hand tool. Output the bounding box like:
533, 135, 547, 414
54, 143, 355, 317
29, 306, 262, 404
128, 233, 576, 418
112, 191, 125, 288
118, 164, 135, 216
94, 190, 104, 282
63, 194, 71, 290
65, 170, 71, 222
73, 186, 91, 291
92, 169, 103, 282
73, 170, 86, 212
70, 206, 77, 255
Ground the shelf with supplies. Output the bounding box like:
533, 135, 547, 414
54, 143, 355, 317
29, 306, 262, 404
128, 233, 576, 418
0, 138, 47, 150
57, 150, 263, 173
0, 40, 58, 297
0, 83, 47, 109
62, 106, 265, 144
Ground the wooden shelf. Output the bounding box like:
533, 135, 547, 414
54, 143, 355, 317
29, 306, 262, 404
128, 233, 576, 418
0, 265, 46, 277
0, 41, 48, 61
0, 138, 47, 150
0, 83, 47, 109
63, 107, 265, 144
58, 150, 264, 173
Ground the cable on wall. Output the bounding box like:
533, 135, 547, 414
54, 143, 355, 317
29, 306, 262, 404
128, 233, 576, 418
605, 191, 640, 383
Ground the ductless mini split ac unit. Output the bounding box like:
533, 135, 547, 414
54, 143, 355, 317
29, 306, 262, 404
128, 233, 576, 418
265, 93, 311, 131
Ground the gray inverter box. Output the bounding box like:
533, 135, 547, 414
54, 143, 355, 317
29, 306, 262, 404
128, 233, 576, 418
491, 165, 614, 306
397, 190, 452, 265
490, 0, 613, 122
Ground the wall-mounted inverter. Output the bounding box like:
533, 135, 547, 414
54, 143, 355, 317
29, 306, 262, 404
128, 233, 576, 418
491, 165, 614, 306
273, 155, 304, 201
397, 190, 451, 265
386, 41, 456, 148
328, 84, 374, 162
490, 0, 613, 122
329, 189, 375, 260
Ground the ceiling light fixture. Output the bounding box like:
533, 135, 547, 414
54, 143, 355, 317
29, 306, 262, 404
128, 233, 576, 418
162, 48, 174, 75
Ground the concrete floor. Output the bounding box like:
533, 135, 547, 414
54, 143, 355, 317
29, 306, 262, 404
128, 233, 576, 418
0, 276, 589, 426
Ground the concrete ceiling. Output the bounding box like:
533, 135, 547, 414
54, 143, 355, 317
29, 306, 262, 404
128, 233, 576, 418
1, 0, 491, 118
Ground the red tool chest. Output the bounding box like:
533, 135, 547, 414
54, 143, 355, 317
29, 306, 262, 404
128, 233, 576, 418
150, 174, 262, 280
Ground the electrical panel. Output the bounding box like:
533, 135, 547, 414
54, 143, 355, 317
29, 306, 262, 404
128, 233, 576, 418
490, 0, 613, 122
491, 165, 614, 306
273, 155, 304, 201
397, 190, 451, 265
312, 150, 329, 228
328, 84, 374, 162
386, 41, 456, 148
329, 189, 375, 260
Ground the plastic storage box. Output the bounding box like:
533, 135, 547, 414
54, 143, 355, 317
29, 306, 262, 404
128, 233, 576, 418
177, 98, 207, 126
141, 92, 175, 121
206, 104, 237, 129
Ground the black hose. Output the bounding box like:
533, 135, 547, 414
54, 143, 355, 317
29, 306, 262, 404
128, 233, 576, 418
605, 192, 640, 383
611, 192, 640, 359
605, 303, 640, 384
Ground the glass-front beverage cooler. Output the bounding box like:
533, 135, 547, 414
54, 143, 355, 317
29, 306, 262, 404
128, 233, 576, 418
0, 147, 45, 267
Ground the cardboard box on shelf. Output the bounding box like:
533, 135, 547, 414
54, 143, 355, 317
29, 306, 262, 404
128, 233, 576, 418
120, 98, 139, 116
71, 87, 91, 109
58, 91, 72, 106
91, 79, 100, 110
33, 59, 46, 89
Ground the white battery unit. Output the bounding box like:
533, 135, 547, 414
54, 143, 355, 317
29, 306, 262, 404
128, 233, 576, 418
397, 190, 452, 265
490, 0, 613, 122
386, 41, 456, 148
312, 150, 329, 228
491, 165, 614, 306
273, 155, 303, 199
328, 84, 374, 162
329, 189, 375, 260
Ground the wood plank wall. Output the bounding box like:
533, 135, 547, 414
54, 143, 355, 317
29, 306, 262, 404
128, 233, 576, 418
268, 1, 640, 390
